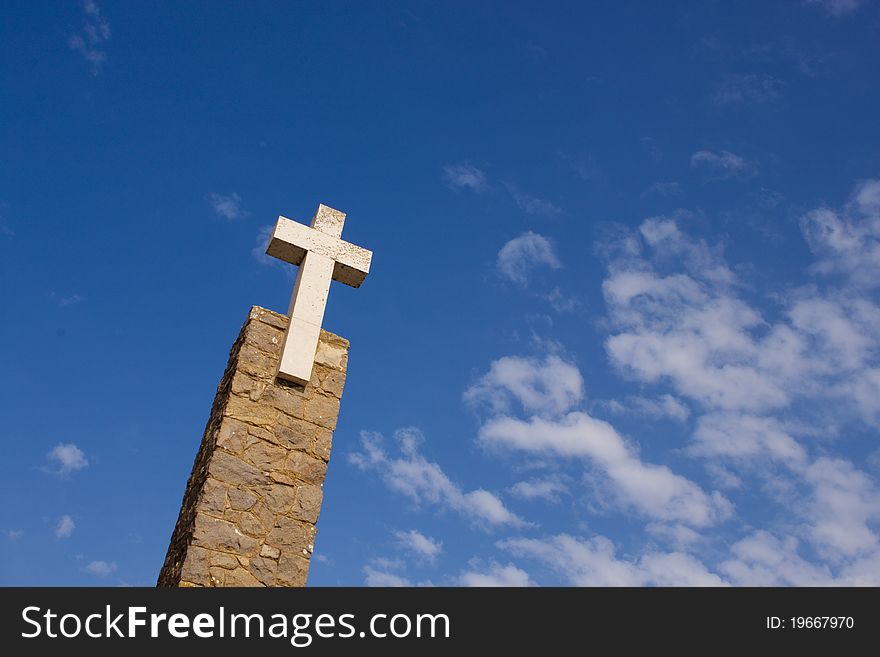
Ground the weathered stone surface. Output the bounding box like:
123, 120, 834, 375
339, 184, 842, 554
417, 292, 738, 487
226, 488, 259, 511
244, 320, 284, 356
284, 450, 328, 485
260, 544, 281, 559
192, 516, 259, 557
209, 451, 269, 487
314, 427, 333, 461
243, 440, 288, 472
315, 334, 349, 371
275, 553, 310, 587
263, 483, 298, 515
200, 478, 228, 516
292, 484, 323, 523
264, 385, 306, 418
221, 567, 263, 587
267, 516, 316, 552
274, 421, 314, 451
227, 488, 258, 511
157, 306, 349, 588
303, 393, 341, 430
237, 510, 271, 538
224, 394, 278, 429
237, 343, 277, 380
317, 366, 346, 399
249, 556, 277, 586
250, 307, 288, 331
215, 418, 249, 454
209, 551, 240, 570
178, 546, 211, 586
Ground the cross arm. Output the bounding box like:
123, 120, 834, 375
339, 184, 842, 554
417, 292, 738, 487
266, 216, 373, 287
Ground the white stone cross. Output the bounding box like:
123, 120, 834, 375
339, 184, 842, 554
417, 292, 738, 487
266, 204, 372, 385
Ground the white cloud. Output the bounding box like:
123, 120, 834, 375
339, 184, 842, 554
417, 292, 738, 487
800, 179, 880, 288
544, 287, 580, 313
480, 412, 731, 526
464, 355, 584, 417
803, 457, 880, 561
84, 560, 116, 576
500, 534, 726, 586
604, 394, 690, 422
206, 192, 248, 220
457, 561, 533, 586
68, 0, 111, 75
854, 179, 880, 215
46, 443, 88, 476
442, 163, 488, 192
600, 192, 880, 578
363, 566, 413, 587
691, 413, 808, 466
690, 150, 757, 179
7, 529, 24, 540
713, 74, 783, 106
645, 522, 703, 549
505, 184, 563, 216
55, 515, 75, 539
468, 346, 729, 527
349, 428, 525, 528
720, 531, 834, 585
805, 0, 865, 17
394, 529, 443, 561
496, 231, 562, 286
509, 478, 567, 503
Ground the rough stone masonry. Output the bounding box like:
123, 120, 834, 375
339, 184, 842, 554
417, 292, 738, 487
157, 306, 348, 587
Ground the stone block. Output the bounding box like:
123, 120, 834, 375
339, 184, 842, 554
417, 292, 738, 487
192, 516, 259, 557
284, 451, 328, 485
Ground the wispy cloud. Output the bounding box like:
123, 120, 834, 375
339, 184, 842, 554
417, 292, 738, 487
6, 529, 24, 540
48, 292, 85, 308
713, 73, 783, 106
68, 0, 111, 75
84, 560, 116, 576
805, 0, 866, 17
505, 184, 563, 216
457, 561, 533, 586
509, 477, 568, 503
442, 163, 489, 192
349, 428, 525, 529
55, 515, 75, 539
45, 443, 88, 476
800, 178, 880, 288
690, 149, 757, 179
496, 231, 562, 286
644, 182, 683, 198
500, 534, 726, 586
465, 354, 584, 417
394, 529, 443, 561
363, 566, 413, 587
469, 353, 730, 527
597, 188, 880, 582
206, 192, 248, 221
602, 394, 691, 422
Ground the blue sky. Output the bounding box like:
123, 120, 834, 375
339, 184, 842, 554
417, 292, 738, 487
2, 0, 880, 586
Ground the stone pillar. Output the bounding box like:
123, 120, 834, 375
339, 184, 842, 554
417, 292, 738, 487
157, 306, 349, 587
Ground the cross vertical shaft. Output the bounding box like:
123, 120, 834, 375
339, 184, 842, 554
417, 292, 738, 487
266, 204, 372, 385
